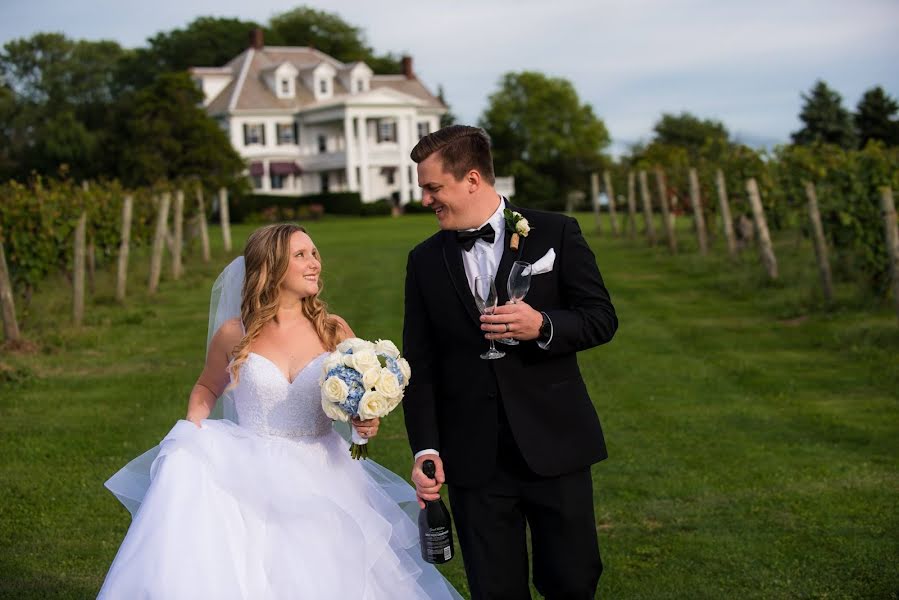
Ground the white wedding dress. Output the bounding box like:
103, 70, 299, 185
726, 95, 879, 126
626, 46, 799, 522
98, 351, 460, 599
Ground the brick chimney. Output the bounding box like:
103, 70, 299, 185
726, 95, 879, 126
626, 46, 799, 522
249, 28, 264, 50
401, 55, 414, 79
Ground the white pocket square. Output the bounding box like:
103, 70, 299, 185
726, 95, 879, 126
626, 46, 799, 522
531, 249, 555, 275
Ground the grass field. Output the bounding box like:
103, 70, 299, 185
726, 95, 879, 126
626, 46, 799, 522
1, 213, 897, 599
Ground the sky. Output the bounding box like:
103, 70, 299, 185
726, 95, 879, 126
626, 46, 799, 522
3, 0, 898, 154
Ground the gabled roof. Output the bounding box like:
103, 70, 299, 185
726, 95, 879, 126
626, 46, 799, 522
196, 46, 445, 114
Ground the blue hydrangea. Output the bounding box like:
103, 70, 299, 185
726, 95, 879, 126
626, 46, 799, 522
385, 356, 405, 386
325, 361, 366, 418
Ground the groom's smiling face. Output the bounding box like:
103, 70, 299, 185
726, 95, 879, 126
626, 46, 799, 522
417, 152, 477, 231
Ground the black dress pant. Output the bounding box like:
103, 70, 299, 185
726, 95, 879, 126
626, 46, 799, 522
448, 402, 602, 600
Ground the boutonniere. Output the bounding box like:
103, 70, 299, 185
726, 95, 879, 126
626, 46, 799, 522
503, 209, 532, 251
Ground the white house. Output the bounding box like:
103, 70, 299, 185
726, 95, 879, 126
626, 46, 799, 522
190, 29, 447, 204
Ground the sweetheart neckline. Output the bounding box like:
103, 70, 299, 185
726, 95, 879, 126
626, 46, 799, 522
248, 351, 328, 385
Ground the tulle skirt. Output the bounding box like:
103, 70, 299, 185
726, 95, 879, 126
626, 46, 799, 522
98, 419, 460, 599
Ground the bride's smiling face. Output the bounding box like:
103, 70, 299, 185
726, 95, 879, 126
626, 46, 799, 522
280, 231, 321, 300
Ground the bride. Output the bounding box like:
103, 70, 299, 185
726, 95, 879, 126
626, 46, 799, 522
98, 223, 461, 599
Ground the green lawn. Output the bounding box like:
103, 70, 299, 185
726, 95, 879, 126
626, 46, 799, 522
1, 214, 897, 599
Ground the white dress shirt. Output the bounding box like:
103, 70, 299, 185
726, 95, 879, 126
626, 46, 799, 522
461, 198, 507, 295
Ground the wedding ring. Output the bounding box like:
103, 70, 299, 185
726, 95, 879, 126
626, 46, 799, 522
504, 323, 510, 333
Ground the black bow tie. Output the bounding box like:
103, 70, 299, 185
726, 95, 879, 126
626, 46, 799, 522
456, 223, 495, 252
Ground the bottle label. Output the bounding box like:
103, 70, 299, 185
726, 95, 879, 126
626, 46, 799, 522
424, 527, 452, 560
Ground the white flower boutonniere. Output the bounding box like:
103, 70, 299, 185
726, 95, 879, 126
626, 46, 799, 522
503, 208, 532, 251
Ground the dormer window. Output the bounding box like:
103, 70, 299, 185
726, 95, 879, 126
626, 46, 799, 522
339, 63, 372, 95
268, 62, 298, 99
306, 62, 337, 100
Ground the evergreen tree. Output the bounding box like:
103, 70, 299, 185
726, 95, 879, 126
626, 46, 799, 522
792, 80, 856, 149
854, 86, 899, 148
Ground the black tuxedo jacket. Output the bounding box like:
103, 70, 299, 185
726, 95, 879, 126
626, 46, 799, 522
402, 204, 617, 487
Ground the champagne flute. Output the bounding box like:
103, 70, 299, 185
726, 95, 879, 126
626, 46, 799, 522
474, 276, 505, 360
498, 261, 532, 346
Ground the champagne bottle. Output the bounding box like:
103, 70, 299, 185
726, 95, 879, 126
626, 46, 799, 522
418, 459, 454, 564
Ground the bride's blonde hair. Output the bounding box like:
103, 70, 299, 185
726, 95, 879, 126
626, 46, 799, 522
228, 223, 342, 386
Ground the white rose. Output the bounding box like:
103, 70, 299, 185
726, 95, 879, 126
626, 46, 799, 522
322, 352, 343, 376
342, 354, 356, 368
374, 339, 401, 359
362, 367, 380, 390
351, 348, 381, 374
336, 337, 371, 354
321, 398, 349, 422
359, 390, 389, 420
385, 390, 403, 411
396, 358, 412, 385
321, 376, 348, 403
375, 369, 402, 399
515, 218, 530, 236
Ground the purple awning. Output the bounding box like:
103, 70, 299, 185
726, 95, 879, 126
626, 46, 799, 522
249, 161, 264, 177
270, 161, 301, 176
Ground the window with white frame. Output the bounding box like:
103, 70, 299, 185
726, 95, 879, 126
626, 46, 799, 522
271, 173, 286, 190
417, 121, 431, 139
317, 134, 327, 153
356, 79, 364, 92
377, 120, 397, 143
319, 79, 328, 95
280, 79, 290, 95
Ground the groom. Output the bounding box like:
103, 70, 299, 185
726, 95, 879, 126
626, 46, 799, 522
403, 125, 618, 599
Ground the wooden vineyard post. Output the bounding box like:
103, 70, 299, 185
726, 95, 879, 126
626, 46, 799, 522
715, 169, 738, 258
196, 185, 211, 263
804, 182, 834, 304
0, 231, 20, 343
172, 189, 184, 280
590, 172, 602, 234
626, 171, 638, 240
746, 178, 778, 280
148, 192, 171, 295
880, 187, 899, 323
688, 168, 708, 256
654, 168, 677, 254
638, 170, 657, 246
219, 187, 232, 253
603, 171, 620, 236
115, 194, 133, 302
73, 212, 87, 326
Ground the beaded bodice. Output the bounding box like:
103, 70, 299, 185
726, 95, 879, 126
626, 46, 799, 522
232, 352, 331, 439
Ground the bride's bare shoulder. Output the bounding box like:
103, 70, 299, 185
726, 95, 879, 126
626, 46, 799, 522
331, 314, 355, 340
212, 318, 244, 348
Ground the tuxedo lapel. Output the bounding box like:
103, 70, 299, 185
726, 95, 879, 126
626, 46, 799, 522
495, 228, 517, 305
496, 200, 526, 304
441, 231, 482, 326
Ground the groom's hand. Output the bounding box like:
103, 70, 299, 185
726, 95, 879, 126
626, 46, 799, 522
481, 301, 543, 341
412, 454, 445, 509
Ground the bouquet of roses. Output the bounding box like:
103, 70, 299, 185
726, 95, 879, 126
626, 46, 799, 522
320, 337, 411, 459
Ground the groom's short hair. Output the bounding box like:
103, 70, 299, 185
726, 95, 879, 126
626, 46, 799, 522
410, 125, 496, 185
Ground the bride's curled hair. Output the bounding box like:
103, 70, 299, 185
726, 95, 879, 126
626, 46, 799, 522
229, 223, 342, 386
